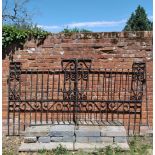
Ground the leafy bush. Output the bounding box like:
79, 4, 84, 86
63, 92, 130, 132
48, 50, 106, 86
61, 27, 92, 33
2, 25, 49, 50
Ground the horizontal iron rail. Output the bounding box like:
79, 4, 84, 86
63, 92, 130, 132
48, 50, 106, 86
9, 110, 141, 114
9, 70, 135, 74
8, 100, 142, 103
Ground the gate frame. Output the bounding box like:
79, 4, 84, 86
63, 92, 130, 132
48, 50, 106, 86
7, 59, 147, 136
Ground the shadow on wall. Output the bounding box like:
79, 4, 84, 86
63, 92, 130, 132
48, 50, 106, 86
2, 43, 24, 60
2, 37, 46, 60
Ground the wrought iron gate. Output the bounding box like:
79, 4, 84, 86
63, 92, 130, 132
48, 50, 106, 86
8, 59, 146, 135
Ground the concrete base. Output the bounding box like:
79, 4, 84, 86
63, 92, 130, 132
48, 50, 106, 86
19, 142, 129, 152
19, 124, 129, 152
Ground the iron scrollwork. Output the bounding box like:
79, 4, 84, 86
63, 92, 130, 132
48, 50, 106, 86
62, 59, 92, 101
130, 62, 146, 101
9, 62, 21, 101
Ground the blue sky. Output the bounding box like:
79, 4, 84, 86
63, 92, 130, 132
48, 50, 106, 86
20, 0, 153, 32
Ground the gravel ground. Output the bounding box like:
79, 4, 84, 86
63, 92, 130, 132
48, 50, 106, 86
2, 136, 24, 155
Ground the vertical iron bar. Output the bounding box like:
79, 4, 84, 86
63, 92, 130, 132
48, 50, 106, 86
123, 70, 128, 127
18, 68, 21, 135
145, 65, 149, 126
35, 69, 38, 124
113, 71, 116, 101
97, 72, 100, 100
41, 72, 44, 124
52, 70, 55, 100
91, 73, 94, 100
24, 70, 27, 130
69, 71, 72, 123
30, 70, 32, 125
46, 70, 49, 123
12, 66, 16, 135
102, 72, 105, 100
127, 69, 131, 135
7, 64, 11, 135
105, 69, 108, 121
58, 70, 60, 100
52, 70, 55, 123
132, 65, 136, 134
74, 59, 78, 124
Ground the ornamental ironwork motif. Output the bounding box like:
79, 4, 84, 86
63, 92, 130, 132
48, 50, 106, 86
62, 59, 91, 101
130, 62, 146, 101
9, 62, 21, 101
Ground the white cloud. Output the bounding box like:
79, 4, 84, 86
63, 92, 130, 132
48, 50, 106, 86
37, 25, 61, 29
65, 20, 126, 28
37, 14, 153, 32
37, 19, 127, 31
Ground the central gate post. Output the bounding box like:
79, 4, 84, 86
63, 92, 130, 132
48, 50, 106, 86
74, 59, 78, 125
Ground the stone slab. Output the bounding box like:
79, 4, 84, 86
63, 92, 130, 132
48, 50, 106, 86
96, 137, 113, 143
114, 137, 128, 143
63, 136, 75, 142
76, 137, 89, 143
74, 142, 111, 151
76, 137, 113, 143
38, 136, 51, 143
25, 126, 51, 137
24, 137, 37, 143
19, 142, 74, 152
51, 137, 63, 142
100, 126, 127, 137
75, 142, 129, 151
51, 136, 75, 142
19, 142, 129, 152
49, 125, 74, 137
75, 126, 100, 137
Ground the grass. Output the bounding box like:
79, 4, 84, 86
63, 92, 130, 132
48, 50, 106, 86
36, 136, 152, 155
2, 136, 153, 155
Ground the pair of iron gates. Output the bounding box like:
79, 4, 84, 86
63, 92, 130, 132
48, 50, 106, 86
8, 59, 146, 136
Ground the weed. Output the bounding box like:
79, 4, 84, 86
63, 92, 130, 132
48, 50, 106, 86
54, 144, 68, 155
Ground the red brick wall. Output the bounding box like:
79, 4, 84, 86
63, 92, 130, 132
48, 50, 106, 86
2, 31, 153, 133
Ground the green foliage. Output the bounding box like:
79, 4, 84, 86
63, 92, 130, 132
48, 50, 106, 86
62, 27, 92, 33
38, 149, 49, 154
129, 136, 152, 155
38, 145, 69, 155
53, 144, 68, 155
2, 24, 49, 50
124, 5, 153, 31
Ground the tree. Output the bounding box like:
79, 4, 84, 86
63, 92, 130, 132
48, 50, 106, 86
123, 5, 152, 31
2, 0, 32, 25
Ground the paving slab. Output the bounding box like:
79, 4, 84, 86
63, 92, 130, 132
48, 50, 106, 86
51, 137, 63, 142
75, 126, 100, 137
115, 137, 128, 143
49, 125, 74, 137
100, 126, 127, 137
38, 136, 51, 143
25, 126, 51, 137
19, 142, 74, 152
24, 137, 37, 143
19, 142, 129, 152
74, 142, 129, 150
